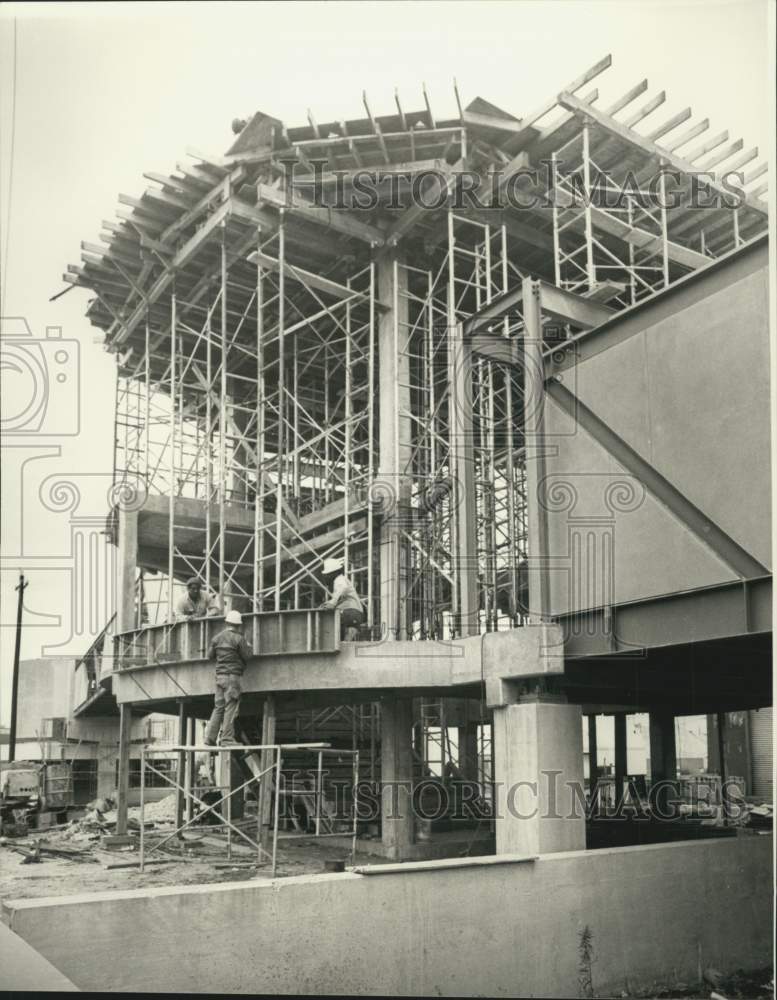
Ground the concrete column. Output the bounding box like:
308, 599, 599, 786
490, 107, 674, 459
648, 712, 677, 782
259, 695, 277, 853
116, 508, 138, 633
380, 696, 415, 859
377, 253, 411, 640
492, 699, 585, 856
457, 723, 480, 781
614, 712, 627, 804
587, 714, 599, 807
175, 701, 186, 836
115, 704, 132, 836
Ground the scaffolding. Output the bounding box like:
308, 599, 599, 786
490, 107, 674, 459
71, 59, 768, 810
138, 743, 360, 873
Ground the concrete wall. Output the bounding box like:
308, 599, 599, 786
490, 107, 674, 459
15, 658, 76, 737
3, 836, 771, 997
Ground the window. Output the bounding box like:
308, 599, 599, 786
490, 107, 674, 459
71, 760, 98, 804
116, 758, 178, 789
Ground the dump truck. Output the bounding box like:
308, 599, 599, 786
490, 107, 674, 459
0, 761, 72, 835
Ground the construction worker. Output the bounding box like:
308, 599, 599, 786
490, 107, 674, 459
175, 578, 219, 621
204, 610, 253, 747
319, 557, 364, 640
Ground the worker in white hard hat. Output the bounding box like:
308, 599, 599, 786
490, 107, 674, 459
319, 557, 364, 640
175, 577, 219, 622
204, 610, 253, 746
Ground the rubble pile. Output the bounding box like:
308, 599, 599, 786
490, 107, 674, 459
128, 793, 177, 824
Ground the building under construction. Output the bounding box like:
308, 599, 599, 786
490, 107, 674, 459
4, 56, 772, 996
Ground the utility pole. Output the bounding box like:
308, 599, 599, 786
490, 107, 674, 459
9, 572, 28, 763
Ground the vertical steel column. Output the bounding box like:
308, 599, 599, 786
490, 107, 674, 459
582, 122, 596, 290
219, 228, 228, 608
366, 262, 375, 629
167, 286, 176, 621
501, 224, 509, 338
551, 153, 562, 288
345, 279, 352, 574
446, 209, 460, 628
254, 233, 264, 612
205, 307, 212, 600
116, 703, 131, 836
274, 219, 285, 611
487, 362, 498, 630
627, 200, 637, 305
144, 316, 150, 485
504, 369, 518, 625
522, 278, 550, 621
659, 167, 670, 288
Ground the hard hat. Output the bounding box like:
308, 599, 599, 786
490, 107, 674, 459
186, 577, 201, 587
322, 558, 343, 576
225, 610, 243, 626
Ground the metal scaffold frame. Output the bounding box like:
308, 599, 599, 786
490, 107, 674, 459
139, 743, 361, 874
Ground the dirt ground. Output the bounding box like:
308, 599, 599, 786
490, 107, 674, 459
0, 833, 387, 902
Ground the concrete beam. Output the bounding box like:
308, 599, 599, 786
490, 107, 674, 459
111, 625, 563, 707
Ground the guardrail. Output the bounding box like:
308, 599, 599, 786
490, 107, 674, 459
113, 609, 340, 670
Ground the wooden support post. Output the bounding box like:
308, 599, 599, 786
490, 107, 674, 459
259, 695, 277, 852
116, 704, 132, 836
380, 696, 415, 859
587, 714, 599, 807
614, 712, 627, 806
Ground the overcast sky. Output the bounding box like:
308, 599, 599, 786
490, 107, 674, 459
0, 0, 772, 724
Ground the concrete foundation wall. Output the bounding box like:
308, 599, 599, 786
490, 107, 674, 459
3, 837, 771, 997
